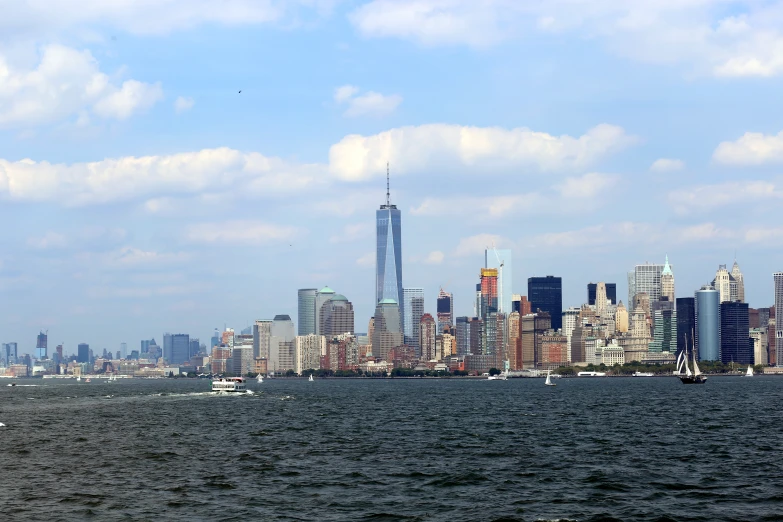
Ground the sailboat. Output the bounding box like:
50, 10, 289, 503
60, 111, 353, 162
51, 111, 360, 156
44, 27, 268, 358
77, 375, 81, 382
679, 332, 707, 385
745, 365, 754, 377
257, 374, 263, 383
308, 374, 314, 382
545, 370, 556, 386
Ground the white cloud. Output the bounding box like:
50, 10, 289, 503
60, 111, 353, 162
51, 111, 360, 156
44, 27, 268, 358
174, 96, 195, 113
26, 231, 68, 249
650, 158, 685, 172
0, 147, 324, 205
349, 0, 783, 77
745, 227, 783, 243
329, 123, 635, 181
713, 131, 783, 165
186, 221, 300, 245
0, 44, 163, 128
453, 233, 509, 258
333, 85, 402, 118
668, 181, 783, 214
411, 194, 539, 218
356, 252, 374, 267
329, 223, 373, 243
424, 250, 444, 265
555, 173, 618, 199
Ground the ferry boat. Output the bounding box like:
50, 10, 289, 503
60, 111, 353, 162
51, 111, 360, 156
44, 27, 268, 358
211, 377, 247, 393
577, 371, 606, 377
633, 372, 654, 377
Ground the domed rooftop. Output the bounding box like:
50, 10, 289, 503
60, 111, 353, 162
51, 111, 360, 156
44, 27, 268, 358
378, 298, 398, 305
330, 294, 348, 302
319, 286, 335, 294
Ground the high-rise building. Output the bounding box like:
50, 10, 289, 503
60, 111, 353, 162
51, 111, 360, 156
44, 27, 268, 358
660, 256, 675, 304
373, 299, 403, 362
77, 343, 90, 363
628, 261, 669, 306
615, 302, 629, 333
588, 283, 616, 305
562, 307, 580, 362
713, 264, 741, 303
36, 330, 48, 359
774, 273, 783, 366
731, 261, 745, 303
297, 288, 317, 335
485, 248, 512, 314
528, 276, 563, 330
512, 294, 532, 315
676, 297, 696, 358
171, 334, 190, 365
269, 315, 295, 372
649, 307, 676, 353
163, 333, 173, 362
315, 286, 336, 335
319, 295, 355, 338
436, 288, 453, 333
520, 312, 551, 369
295, 334, 325, 374
376, 168, 404, 333
595, 282, 608, 317
695, 285, 720, 361
403, 288, 424, 346
720, 301, 751, 364
3, 342, 18, 365
479, 269, 498, 319
455, 316, 471, 356
419, 314, 436, 360
253, 320, 272, 359
507, 311, 521, 369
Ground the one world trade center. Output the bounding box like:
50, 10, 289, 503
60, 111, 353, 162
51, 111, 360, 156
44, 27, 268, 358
376, 164, 404, 333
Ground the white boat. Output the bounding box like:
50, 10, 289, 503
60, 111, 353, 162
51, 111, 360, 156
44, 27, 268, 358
77, 375, 81, 382
212, 377, 247, 393
577, 371, 606, 377
487, 370, 508, 381
633, 372, 654, 377
745, 365, 753, 377
545, 371, 556, 386
257, 375, 263, 383
308, 374, 314, 382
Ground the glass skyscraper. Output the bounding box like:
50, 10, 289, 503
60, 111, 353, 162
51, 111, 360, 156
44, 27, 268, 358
485, 248, 512, 315
528, 276, 563, 330
376, 185, 403, 333
695, 285, 720, 361
298, 288, 317, 336
403, 288, 424, 347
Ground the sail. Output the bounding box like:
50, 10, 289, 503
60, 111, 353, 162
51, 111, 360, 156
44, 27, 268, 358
692, 349, 702, 377
545, 373, 551, 385
746, 365, 753, 376
676, 351, 684, 374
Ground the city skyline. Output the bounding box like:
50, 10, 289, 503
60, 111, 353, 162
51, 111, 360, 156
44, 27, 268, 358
1, 2, 783, 350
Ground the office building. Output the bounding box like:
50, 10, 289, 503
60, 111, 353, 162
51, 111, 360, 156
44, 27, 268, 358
562, 307, 581, 362
695, 285, 720, 361
319, 295, 355, 338
403, 288, 425, 346
660, 256, 675, 304
36, 331, 48, 359
297, 288, 317, 335
731, 261, 745, 303
3, 342, 18, 365
649, 308, 676, 353
253, 320, 273, 359
437, 288, 453, 333
775, 273, 783, 366
485, 248, 512, 314
170, 334, 190, 365
628, 261, 669, 306
588, 283, 617, 305
615, 302, 629, 333
520, 312, 551, 369
269, 315, 295, 372
77, 343, 90, 363
376, 169, 404, 333
750, 328, 768, 366
507, 311, 521, 369
528, 276, 563, 330
315, 286, 336, 335
512, 294, 532, 315
372, 299, 404, 362
720, 301, 751, 364
455, 316, 471, 356
676, 297, 696, 358
713, 263, 742, 303
295, 334, 325, 374
419, 313, 436, 360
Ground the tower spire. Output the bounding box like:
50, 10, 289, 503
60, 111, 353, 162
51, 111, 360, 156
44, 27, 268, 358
386, 161, 390, 207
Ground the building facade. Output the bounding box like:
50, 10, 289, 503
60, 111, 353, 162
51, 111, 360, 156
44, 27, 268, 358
373, 299, 404, 362
403, 288, 424, 347
774, 273, 783, 367
376, 187, 404, 334
676, 297, 696, 358
720, 301, 751, 364
695, 285, 720, 361
485, 248, 512, 315
528, 276, 563, 330
419, 313, 436, 360
436, 288, 453, 333
297, 288, 317, 335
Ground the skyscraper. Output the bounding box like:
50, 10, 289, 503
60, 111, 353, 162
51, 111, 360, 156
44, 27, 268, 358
676, 297, 696, 358
720, 301, 751, 364
436, 288, 453, 333
660, 256, 675, 304
731, 261, 745, 303
3, 342, 18, 365
319, 295, 355, 338
403, 288, 424, 347
713, 264, 740, 303
455, 316, 471, 356
297, 288, 317, 336
315, 286, 336, 336
36, 331, 48, 359
628, 261, 669, 306
485, 248, 512, 314
376, 166, 403, 333
774, 272, 783, 367
171, 334, 190, 364
77, 343, 90, 363
419, 313, 436, 360
253, 320, 272, 359
528, 276, 563, 330
373, 299, 403, 362
588, 283, 617, 305
695, 285, 720, 361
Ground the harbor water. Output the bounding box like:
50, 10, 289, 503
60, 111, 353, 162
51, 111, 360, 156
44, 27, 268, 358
0, 376, 780, 521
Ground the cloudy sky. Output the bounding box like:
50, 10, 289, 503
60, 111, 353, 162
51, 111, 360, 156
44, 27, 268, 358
2, 0, 782, 354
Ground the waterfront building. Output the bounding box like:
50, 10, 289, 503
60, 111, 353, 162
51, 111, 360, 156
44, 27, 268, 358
297, 288, 317, 335
376, 171, 404, 333
319, 295, 355, 338
750, 328, 768, 366
253, 320, 272, 359
676, 297, 696, 358
520, 312, 551, 369
436, 288, 453, 333
469, 317, 482, 355
597, 340, 625, 366
269, 315, 295, 373
528, 276, 563, 330
588, 282, 617, 305
403, 288, 425, 347
720, 301, 751, 364
373, 299, 404, 362
615, 302, 629, 333
231, 345, 254, 376
660, 256, 675, 304
295, 334, 325, 374
776, 273, 783, 367
485, 248, 512, 314
695, 285, 720, 361
419, 313, 436, 360
540, 333, 568, 370
170, 334, 190, 365
562, 307, 580, 362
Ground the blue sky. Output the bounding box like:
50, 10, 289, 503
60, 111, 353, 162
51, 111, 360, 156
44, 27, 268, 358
1, 0, 782, 354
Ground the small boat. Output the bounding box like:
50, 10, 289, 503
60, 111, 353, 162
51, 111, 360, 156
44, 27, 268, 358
678, 332, 706, 385
257, 375, 263, 383
77, 375, 81, 382
745, 365, 753, 377
633, 372, 654, 377
6, 383, 16, 387
577, 371, 606, 377
85, 378, 91, 383
212, 377, 247, 393
308, 374, 314, 382
487, 370, 508, 381
545, 371, 556, 386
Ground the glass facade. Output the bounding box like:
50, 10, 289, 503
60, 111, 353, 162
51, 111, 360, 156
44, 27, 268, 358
528, 276, 563, 330
720, 301, 751, 364
297, 288, 317, 336
695, 286, 720, 361
376, 206, 403, 333
588, 283, 616, 305
403, 288, 424, 347
676, 297, 695, 358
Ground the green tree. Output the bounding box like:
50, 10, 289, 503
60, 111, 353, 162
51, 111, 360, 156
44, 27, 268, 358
488, 368, 501, 376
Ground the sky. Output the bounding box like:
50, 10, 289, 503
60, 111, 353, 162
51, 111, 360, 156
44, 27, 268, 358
1, 0, 783, 355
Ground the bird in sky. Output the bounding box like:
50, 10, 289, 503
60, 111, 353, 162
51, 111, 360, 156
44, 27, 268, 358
238, 90, 242, 93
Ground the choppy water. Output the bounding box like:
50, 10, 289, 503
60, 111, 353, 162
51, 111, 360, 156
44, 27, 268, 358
1, 376, 781, 521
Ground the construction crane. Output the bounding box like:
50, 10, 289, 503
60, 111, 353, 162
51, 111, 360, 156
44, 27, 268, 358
491, 241, 504, 314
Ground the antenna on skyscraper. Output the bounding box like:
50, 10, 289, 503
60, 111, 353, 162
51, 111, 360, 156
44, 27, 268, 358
386, 161, 390, 207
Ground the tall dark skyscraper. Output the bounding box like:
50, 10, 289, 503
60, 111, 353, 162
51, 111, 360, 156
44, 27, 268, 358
676, 297, 695, 358
171, 334, 190, 365
36, 330, 48, 359
376, 164, 403, 333
528, 276, 563, 330
720, 301, 752, 364
77, 343, 90, 363
587, 283, 616, 305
